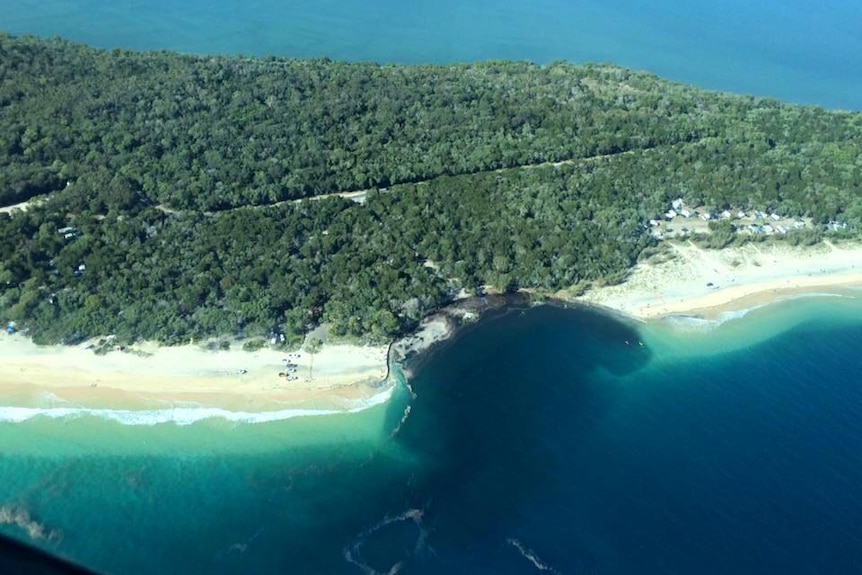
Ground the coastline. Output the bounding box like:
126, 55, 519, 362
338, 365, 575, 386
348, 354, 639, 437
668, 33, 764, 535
0, 293, 509, 419
388, 292, 531, 376
574, 240, 862, 321
0, 294, 524, 421
0, 337, 390, 416
1, 241, 860, 421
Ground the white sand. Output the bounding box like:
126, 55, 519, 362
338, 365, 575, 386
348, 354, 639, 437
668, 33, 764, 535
3, 240, 859, 411
0, 336, 389, 410
577, 240, 862, 319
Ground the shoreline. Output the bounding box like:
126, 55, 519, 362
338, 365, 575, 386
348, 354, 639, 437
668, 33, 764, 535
1, 241, 860, 421
573, 240, 862, 321
0, 293, 524, 420
388, 292, 531, 376
0, 337, 391, 416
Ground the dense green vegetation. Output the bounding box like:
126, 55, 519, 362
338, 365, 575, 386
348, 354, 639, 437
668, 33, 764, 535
1, 34, 860, 345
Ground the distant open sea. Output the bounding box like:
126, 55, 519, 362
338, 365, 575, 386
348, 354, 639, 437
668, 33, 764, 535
1, 0, 862, 110
2, 2, 862, 573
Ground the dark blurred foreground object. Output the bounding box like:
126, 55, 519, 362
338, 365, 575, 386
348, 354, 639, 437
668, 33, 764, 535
0, 533, 99, 575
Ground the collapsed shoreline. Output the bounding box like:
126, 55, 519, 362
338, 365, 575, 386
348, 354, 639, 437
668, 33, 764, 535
1, 241, 860, 420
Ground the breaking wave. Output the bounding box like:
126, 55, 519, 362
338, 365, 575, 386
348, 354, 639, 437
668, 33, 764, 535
660, 304, 765, 332
661, 293, 852, 333
0, 385, 394, 426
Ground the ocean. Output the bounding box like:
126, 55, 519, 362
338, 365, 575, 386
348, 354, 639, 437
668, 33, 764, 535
2, 297, 862, 574
3, 2, 862, 573
1, 0, 861, 110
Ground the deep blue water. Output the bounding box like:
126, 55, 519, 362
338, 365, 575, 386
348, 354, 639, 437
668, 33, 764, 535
2, 3, 862, 572
385, 301, 862, 574
1, 0, 861, 109
2, 298, 862, 574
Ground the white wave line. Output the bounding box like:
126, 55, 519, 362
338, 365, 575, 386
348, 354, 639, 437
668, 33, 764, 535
0, 385, 395, 426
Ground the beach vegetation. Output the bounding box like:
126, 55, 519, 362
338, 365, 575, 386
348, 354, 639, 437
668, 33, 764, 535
242, 339, 267, 352
783, 228, 824, 247
0, 34, 860, 344
303, 337, 324, 354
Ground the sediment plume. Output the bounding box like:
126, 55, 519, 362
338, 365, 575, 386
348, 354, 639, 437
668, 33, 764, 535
0, 505, 61, 543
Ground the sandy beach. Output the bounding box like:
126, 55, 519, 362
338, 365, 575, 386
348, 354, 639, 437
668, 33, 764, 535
0, 291, 478, 416
0, 336, 390, 412
576, 240, 862, 320
2, 240, 860, 415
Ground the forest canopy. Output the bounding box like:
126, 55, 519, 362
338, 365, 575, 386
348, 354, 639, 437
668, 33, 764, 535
1, 34, 860, 344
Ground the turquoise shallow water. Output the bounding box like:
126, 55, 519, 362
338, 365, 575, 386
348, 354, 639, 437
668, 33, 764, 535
2, 3, 862, 571
2, 296, 862, 573
1, 0, 861, 109
0, 384, 417, 573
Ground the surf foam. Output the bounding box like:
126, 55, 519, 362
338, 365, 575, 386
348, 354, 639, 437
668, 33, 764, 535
0, 384, 395, 425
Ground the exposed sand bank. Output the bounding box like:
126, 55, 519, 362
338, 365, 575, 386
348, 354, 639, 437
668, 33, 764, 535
576, 241, 862, 320
0, 336, 389, 412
